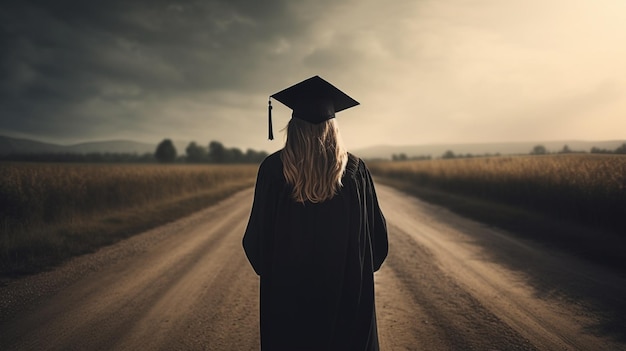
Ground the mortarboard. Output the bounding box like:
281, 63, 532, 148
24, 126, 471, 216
267, 75, 359, 140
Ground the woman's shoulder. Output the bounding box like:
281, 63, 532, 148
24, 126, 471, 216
258, 150, 284, 177
262, 150, 282, 165
347, 152, 363, 165
349, 152, 369, 168
345, 152, 367, 178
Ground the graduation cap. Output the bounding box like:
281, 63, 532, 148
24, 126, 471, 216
267, 75, 359, 140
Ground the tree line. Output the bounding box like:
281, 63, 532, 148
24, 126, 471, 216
391, 142, 626, 161
0, 140, 268, 164
155, 139, 268, 164
530, 143, 626, 155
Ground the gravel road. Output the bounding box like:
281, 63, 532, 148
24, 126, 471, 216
1, 185, 625, 350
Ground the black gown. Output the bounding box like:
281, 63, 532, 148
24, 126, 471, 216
243, 151, 388, 351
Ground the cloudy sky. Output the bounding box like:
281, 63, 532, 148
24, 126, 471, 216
1, 0, 625, 152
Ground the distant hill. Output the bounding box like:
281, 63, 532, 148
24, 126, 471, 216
0, 135, 67, 154
353, 140, 625, 160
0, 135, 158, 155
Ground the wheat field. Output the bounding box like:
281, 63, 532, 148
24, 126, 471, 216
0, 163, 258, 276
2, 155, 624, 276
369, 154, 626, 235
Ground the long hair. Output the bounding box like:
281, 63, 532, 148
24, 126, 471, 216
281, 118, 348, 203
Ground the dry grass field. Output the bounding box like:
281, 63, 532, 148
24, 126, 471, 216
2, 155, 624, 277
369, 154, 626, 268
0, 163, 258, 278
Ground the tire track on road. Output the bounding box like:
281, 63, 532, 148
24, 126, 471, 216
377, 223, 536, 351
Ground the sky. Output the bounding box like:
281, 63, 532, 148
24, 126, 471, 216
1, 0, 625, 152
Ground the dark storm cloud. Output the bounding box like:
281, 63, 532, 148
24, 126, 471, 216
3, 0, 624, 147
0, 0, 336, 141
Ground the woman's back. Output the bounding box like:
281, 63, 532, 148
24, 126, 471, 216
243, 151, 387, 350
242, 75, 387, 350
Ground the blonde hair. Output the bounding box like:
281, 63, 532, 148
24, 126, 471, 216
281, 118, 348, 203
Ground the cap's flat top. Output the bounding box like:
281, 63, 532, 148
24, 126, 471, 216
270, 76, 359, 114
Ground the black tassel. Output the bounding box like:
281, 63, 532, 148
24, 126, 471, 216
268, 99, 274, 140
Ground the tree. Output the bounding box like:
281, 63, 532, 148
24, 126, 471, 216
229, 147, 244, 163
185, 142, 207, 163
530, 145, 547, 155
392, 153, 408, 161
615, 143, 626, 154
208, 141, 226, 163
245, 149, 268, 163
442, 150, 455, 159
559, 145, 572, 154
155, 139, 177, 163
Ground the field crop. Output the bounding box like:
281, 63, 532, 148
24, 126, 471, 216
0, 162, 258, 277
369, 154, 626, 258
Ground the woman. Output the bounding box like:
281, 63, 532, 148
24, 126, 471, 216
243, 76, 388, 351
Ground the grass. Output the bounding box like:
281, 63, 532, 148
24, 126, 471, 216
368, 154, 626, 270
0, 162, 258, 279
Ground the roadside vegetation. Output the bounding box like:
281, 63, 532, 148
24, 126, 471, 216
0, 163, 258, 279
369, 154, 626, 269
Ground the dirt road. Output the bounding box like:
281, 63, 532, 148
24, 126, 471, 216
1, 185, 625, 350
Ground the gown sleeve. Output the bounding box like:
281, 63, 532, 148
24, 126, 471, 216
364, 163, 388, 272
242, 159, 276, 276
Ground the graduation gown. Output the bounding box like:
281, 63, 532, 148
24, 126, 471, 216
243, 151, 388, 351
